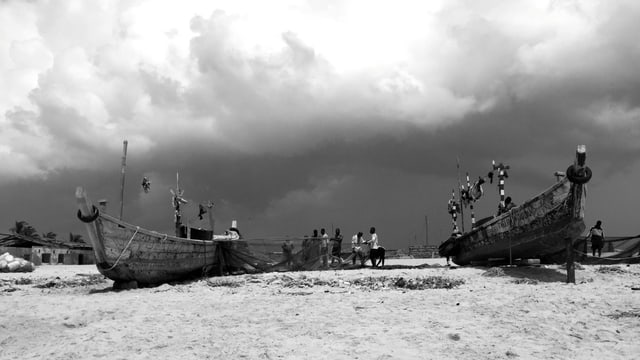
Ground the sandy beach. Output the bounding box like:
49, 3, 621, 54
1, 259, 639, 360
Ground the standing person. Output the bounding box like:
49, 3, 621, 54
367, 226, 385, 267
320, 228, 329, 268
330, 228, 343, 265
303, 230, 318, 264
282, 239, 295, 269
503, 197, 516, 212
587, 220, 605, 257
368, 227, 379, 249
351, 232, 364, 265
360, 229, 371, 266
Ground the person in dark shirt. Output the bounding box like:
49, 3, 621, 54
282, 239, 295, 269
587, 220, 605, 257
330, 228, 343, 265
503, 196, 516, 212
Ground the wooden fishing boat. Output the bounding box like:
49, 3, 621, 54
439, 145, 592, 265
75, 187, 270, 288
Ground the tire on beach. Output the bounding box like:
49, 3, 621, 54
566, 165, 592, 184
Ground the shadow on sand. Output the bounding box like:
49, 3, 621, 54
88, 287, 118, 294
481, 266, 568, 283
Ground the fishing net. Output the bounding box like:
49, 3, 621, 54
573, 236, 640, 264
202, 237, 372, 276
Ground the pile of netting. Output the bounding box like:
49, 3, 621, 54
203, 237, 380, 276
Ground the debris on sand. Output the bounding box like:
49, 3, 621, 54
482, 267, 506, 277
32, 274, 108, 289
206, 274, 464, 291
596, 266, 626, 274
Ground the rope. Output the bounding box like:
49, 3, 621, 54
103, 226, 140, 271
203, 236, 207, 276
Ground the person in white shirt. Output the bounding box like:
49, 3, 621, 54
320, 228, 329, 268
368, 227, 379, 250
367, 226, 385, 267
351, 232, 365, 265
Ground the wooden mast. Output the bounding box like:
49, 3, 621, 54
119, 140, 128, 220
206, 202, 215, 234
457, 157, 465, 232
173, 172, 182, 237
425, 215, 429, 246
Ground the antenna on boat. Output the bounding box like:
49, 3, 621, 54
206, 201, 215, 234
171, 172, 188, 236
425, 215, 429, 246
119, 140, 128, 220
490, 160, 510, 214
465, 173, 476, 228
456, 157, 465, 232
447, 189, 461, 236
462, 174, 486, 229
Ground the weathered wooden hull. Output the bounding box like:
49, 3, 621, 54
76, 187, 262, 285
445, 176, 587, 266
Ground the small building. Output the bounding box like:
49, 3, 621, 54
408, 245, 440, 258
0, 233, 95, 265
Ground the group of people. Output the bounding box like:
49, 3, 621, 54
280, 226, 383, 269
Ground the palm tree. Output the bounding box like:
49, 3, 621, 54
42, 232, 57, 240
10, 221, 40, 239
69, 233, 85, 243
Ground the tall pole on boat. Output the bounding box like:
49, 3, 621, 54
174, 172, 181, 236
206, 201, 215, 235
466, 173, 477, 229
491, 160, 510, 214
119, 140, 128, 220
457, 157, 465, 232
425, 215, 429, 246
448, 189, 460, 235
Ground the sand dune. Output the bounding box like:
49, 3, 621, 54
1, 259, 639, 359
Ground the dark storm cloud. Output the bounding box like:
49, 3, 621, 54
1, 1, 639, 247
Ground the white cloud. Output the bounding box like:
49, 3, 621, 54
1, 0, 639, 183
589, 102, 640, 139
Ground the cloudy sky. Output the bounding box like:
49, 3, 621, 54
1, 0, 639, 248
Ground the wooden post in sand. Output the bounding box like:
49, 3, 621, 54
566, 237, 575, 283
565, 145, 589, 284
